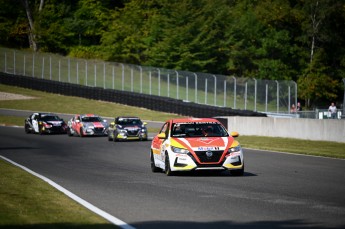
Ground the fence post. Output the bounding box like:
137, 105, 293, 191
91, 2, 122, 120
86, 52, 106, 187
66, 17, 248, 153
223, 80, 226, 107
231, 76, 236, 109
23, 55, 26, 76
275, 80, 279, 113
41, 57, 44, 79
254, 78, 257, 111
186, 76, 188, 101
205, 78, 208, 104
175, 70, 179, 99
139, 66, 142, 93
245, 81, 248, 110
167, 73, 170, 97
193, 73, 198, 103
213, 75, 217, 106
121, 64, 124, 91
157, 68, 160, 96
13, 50, 15, 75
341, 78, 345, 119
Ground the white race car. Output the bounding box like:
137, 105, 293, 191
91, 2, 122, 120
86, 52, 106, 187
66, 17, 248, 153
150, 118, 244, 176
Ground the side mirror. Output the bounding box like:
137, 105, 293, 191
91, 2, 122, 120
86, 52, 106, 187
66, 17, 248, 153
230, 131, 239, 137
157, 132, 166, 139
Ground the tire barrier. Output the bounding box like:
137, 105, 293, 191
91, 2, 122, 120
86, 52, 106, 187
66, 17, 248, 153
0, 72, 266, 118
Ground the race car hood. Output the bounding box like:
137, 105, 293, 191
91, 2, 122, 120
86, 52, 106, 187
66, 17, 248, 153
46, 120, 64, 126
171, 137, 234, 152
82, 122, 105, 128
123, 125, 141, 130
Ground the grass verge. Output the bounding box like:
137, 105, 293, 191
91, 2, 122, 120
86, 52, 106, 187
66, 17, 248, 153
0, 159, 118, 228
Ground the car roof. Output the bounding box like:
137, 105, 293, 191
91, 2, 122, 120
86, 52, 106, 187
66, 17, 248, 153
80, 114, 98, 117
169, 118, 220, 123
116, 116, 140, 119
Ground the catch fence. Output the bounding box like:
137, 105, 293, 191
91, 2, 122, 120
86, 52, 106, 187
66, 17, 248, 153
0, 47, 297, 113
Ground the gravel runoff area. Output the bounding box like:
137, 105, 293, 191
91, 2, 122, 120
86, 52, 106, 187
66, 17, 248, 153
0, 92, 36, 100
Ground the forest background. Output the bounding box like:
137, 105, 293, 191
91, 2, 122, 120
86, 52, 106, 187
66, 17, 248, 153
0, 0, 344, 109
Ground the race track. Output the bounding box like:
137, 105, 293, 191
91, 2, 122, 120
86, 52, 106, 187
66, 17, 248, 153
1, 126, 345, 229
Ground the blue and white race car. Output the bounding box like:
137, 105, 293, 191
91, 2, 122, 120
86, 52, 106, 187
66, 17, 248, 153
107, 116, 148, 141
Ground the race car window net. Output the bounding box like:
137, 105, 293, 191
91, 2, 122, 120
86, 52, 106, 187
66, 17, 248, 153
171, 122, 229, 138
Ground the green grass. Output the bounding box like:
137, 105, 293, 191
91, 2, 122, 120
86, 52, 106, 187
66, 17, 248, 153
0, 159, 118, 228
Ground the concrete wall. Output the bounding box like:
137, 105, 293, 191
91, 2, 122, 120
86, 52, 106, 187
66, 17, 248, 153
223, 116, 345, 143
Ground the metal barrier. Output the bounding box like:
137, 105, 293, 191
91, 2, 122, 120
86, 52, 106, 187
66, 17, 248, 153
1, 47, 297, 113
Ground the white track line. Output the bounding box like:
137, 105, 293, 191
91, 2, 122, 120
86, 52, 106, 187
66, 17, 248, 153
0, 155, 136, 229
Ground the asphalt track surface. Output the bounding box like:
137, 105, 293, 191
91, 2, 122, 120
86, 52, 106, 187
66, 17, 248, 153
1, 125, 345, 229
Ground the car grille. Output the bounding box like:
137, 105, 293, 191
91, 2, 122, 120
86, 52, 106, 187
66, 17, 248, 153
49, 126, 64, 133
127, 129, 140, 137
194, 150, 224, 163
94, 127, 105, 134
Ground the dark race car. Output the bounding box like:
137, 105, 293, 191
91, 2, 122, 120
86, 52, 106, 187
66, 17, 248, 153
25, 113, 67, 134
107, 116, 148, 141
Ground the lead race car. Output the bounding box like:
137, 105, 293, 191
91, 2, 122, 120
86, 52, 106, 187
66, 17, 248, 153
25, 113, 67, 134
150, 118, 244, 176
67, 114, 108, 137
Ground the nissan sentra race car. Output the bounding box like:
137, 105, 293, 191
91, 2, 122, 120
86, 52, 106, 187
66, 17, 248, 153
107, 116, 148, 141
24, 113, 67, 134
67, 114, 108, 137
150, 118, 244, 176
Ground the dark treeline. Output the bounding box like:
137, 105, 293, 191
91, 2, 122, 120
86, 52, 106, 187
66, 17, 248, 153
0, 0, 344, 108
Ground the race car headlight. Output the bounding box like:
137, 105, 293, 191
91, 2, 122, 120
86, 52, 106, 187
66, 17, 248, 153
118, 129, 127, 133
171, 146, 189, 154
228, 146, 242, 153
141, 128, 147, 133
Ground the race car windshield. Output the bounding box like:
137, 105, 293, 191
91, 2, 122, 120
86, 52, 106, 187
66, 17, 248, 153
81, 116, 103, 122
117, 119, 142, 126
171, 122, 229, 138
41, 115, 61, 121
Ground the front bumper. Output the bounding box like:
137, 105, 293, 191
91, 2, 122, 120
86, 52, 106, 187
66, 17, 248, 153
116, 131, 148, 140
168, 150, 243, 172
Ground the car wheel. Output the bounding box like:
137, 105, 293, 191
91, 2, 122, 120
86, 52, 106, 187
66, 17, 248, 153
67, 128, 73, 137
113, 133, 118, 142
151, 151, 161, 173
24, 124, 30, 134
39, 127, 44, 135
230, 164, 244, 176
108, 132, 113, 141
165, 153, 174, 176
80, 128, 84, 137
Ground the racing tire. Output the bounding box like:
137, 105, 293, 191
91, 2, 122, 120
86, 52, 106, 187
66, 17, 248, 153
165, 153, 174, 176
151, 151, 161, 173
80, 128, 84, 137
24, 124, 31, 134
108, 131, 113, 141
230, 164, 244, 176
67, 128, 73, 137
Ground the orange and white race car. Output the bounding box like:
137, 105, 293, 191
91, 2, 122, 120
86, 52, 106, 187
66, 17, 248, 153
150, 118, 244, 176
67, 114, 108, 137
